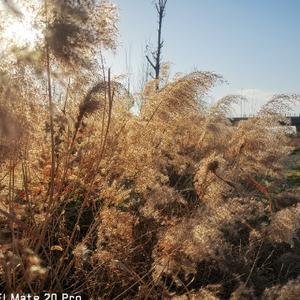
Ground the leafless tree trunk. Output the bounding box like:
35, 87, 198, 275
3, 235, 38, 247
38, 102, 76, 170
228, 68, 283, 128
146, 0, 167, 90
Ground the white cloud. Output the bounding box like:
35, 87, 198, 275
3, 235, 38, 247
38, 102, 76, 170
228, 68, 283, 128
233, 88, 274, 116
237, 88, 273, 101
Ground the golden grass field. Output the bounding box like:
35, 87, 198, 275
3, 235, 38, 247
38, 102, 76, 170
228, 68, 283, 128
0, 1, 300, 299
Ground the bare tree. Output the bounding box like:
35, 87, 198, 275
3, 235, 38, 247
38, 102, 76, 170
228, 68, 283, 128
146, 0, 167, 90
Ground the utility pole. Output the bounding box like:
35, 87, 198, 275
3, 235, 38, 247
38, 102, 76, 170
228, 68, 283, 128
146, 0, 167, 90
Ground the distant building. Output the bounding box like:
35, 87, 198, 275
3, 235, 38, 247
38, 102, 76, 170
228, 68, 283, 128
230, 116, 300, 135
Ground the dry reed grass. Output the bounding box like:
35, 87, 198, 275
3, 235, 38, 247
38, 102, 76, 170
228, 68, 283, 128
0, 1, 299, 299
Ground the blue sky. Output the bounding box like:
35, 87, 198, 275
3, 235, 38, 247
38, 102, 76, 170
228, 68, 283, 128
107, 0, 300, 115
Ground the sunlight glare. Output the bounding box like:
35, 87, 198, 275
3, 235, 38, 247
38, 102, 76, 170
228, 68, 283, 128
1, 2, 41, 48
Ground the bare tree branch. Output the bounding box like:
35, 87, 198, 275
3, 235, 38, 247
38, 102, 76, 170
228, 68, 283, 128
146, 55, 156, 70
145, 0, 168, 90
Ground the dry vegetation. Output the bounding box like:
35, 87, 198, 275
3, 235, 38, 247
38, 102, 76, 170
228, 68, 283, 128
0, 0, 300, 299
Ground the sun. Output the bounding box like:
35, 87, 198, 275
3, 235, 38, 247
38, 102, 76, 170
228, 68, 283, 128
4, 20, 39, 47
0, 1, 41, 48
